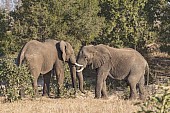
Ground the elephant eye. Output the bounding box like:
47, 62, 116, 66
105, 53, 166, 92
84, 55, 87, 59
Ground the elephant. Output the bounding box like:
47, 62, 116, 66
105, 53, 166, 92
16, 39, 82, 97
76, 44, 149, 100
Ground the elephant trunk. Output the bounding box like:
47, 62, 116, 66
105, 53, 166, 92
69, 55, 80, 90
69, 64, 77, 89
77, 71, 85, 93
70, 54, 85, 93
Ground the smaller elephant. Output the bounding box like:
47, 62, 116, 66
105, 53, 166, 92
16, 39, 82, 97
76, 44, 149, 100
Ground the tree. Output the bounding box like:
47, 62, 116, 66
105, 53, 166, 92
144, 0, 170, 53
61, 0, 105, 45
0, 9, 18, 55
10, 0, 104, 47
95, 0, 153, 51
159, 0, 170, 44
144, 0, 168, 43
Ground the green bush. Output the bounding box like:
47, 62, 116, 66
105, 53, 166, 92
136, 87, 170, 113
0, 57, 77, 101
0, 57, 33, 102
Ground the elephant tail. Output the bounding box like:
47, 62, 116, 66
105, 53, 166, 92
145, 63, 150, 86
16, 44, 27, 66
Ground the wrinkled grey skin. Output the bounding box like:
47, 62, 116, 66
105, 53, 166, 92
16, 39, 77, 97
76, 44, 149, 100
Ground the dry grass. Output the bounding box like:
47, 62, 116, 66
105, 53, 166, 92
0, 93, 140, 113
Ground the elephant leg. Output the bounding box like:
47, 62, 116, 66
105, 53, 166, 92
101, 80, 108, 99
42, 71, 51, 97
19, 85, 25, 98
55, 65, 64, 97
128, 75, 138, 100
32, 75, 39, 97
57, 72, 64, 97
95, 76, 103, 98
30, 68, 40, 97
69, 64, 77, 89
95, 69, 109, 99
26, 56, 42, 97
138, 75, 146, 100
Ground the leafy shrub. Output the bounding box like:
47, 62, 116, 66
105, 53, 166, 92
0, 57, 33, 102
0, 57, 77, 101
136, 86, 170, 113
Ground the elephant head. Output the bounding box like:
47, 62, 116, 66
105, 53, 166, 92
76, 44, 111, 93
60, 40, 76, 64
59, 40, 83, 89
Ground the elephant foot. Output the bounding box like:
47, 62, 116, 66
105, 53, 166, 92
19, 91, 25, 98
55, 92, 64, 98
80, 90, 86, 94
101, 96, 109, 100
94, 96, 109, 100
32, 94, 41, 99
19, 87, 25, 98
139, 94, 147, 101
94, 96, 100, 99
32, 92, 41, 98
129, 95, 137, 100
42, 93, 50, 97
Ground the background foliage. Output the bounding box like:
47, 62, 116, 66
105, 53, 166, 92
0, 0, 170, 55
0, 56, 33, 102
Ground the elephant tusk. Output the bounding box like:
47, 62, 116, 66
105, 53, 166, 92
76, 67, 84, 72
75, 62, 83, 67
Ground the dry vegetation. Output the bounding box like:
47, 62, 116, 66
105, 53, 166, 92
0, 93, 140, 113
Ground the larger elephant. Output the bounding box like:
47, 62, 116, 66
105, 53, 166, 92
16, 39, 82, 97
76, 44, 149, 99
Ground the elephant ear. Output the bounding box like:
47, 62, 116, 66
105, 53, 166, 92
92, 45, 111, 69
60, 40, 67, 62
